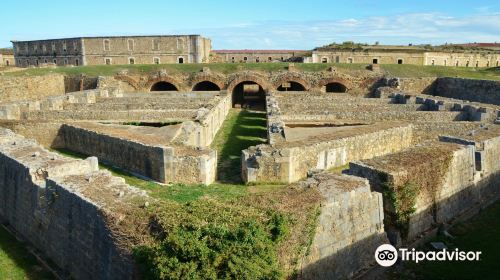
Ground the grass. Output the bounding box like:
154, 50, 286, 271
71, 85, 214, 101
211, 109, 268, 183
3, 62, 499, 80
394, 200, 500, 280
0, 226, 54, 280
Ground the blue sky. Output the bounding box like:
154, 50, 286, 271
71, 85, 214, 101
2, 0, 499, 49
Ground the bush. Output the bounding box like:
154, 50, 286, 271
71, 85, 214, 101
133, 201, 289, 279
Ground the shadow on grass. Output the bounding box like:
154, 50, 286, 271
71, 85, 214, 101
215, 109, 267, 184
0, 226, 54, 279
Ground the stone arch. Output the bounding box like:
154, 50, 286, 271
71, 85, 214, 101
150, 81, 179, 91
319, 78, 350, 93
226, 72, 271, 108
226, 72, 272, 93
145, 76, 182, 92
192, 81, 221, 91
190, 75, 225, 91
115, 75, 140, 90
273, 73, 311, 91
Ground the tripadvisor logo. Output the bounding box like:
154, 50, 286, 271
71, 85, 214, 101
374, 244, 482, 267
375, 244, 398, 267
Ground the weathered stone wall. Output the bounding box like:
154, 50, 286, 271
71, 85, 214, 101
211, 50, 307, 63
177, 93, 232, 148
0, 128, 150, 280
59, 124, 217, 184
243, 124, 413, 183
397, 77, 437, 94
0, 121, 64, 148
434, 77, 500, 105
299, 173, 388, 279
64, 75, 98, 93
349, 137, 500, 244
0, 74, 65, 102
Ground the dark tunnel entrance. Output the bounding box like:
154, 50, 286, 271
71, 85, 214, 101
192, 81, 221, 91
325, 82, 347, 93
232, 81, 266, 110
150, 81, 178, 91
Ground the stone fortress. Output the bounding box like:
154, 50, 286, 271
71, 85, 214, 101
0, 35, 500, 280
8, 34, 499, 68
11, 35, 211, 67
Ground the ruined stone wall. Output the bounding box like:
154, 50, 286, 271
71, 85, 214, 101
59, 124, 217, 184
349, 138, 500, 244
64, 75, 98, 93
424, 51, 499, 67
0, 128, 149, 280
168, 93, 232, 148
243, 125, 413, 183
0, 121, 64, 148
397, 77, 437, 94
433, 77, 500, 105
0, 74, 65, 102
299, 173, 388, 279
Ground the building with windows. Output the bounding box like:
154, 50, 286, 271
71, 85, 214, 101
211, 50, 308, 63
0, 49, 15, 66
11, 35, 211, 67
311, 45, 500, 67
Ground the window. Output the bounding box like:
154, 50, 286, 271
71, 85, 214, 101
52, 42, 56, 51
178, 57, 184, 64
268, 56, 272, 62
53, 59, 57, 64
62, 41, 67, 52
431, 59, 435, 66
105, 58, 111, 65
128, 39, 134, 51
231, 57, 235, 63
35, 60, 39, 66
348, 57, 353, 63
256, 57, 260, 63
5, 60, 9, 66
372, 58, 378, 64
153, 57, 160, 64
152, 39, 160, 51
73, 42, 78, 51
44, 59, 48, 63
103, 39, 110, 51
64, 59, 68, 65
475, 61, 479, 68
177, 38, 183, 50
75, 59, 79, 66
321, 57, 328, 63
455, 60, 459, 67
280, 57, 284, 61
397, 59, 403, 64
243, 57, 248, 62
129, 57, 135, 65
466, 61, 469, 67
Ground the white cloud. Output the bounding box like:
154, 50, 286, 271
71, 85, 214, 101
191, 12, 500, 49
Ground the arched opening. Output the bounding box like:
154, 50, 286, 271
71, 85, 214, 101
232, 81, 266, 109
277, 81, 306, 91
192, 81, 221, 91
178, 57, 184, 64
325, 82, 347, 93
150, 81, 178, 91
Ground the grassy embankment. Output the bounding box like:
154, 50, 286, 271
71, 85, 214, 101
3, 62, 499, 81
